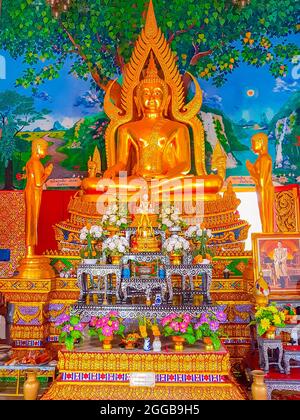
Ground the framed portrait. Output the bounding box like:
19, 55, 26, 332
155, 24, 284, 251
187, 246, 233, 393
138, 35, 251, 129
252, 233, 300, 300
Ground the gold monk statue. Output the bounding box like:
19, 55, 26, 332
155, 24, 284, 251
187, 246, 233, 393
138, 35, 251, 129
24, 138, 53, 256
103, 0, 223, 195
246, 133, 274, 233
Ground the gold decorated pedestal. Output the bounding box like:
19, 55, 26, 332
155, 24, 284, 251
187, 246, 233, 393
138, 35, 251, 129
42, 341, 245, 400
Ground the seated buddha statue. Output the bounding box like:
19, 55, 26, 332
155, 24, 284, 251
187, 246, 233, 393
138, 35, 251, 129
81, 146, 105, 198
104, 54, 190, 181
102, 0, 224, 198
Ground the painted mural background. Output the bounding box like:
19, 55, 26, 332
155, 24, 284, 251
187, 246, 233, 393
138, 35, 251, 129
0, 0, 299, 190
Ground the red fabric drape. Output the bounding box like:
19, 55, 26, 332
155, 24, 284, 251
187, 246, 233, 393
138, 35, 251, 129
37, 190, 76, 254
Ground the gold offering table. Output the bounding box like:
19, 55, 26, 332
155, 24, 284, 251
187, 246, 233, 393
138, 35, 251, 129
42, 340, 245, 400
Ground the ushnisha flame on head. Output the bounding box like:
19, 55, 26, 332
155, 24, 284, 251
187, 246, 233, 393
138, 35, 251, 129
136, 52, 168, 95
135, 52, 169, 114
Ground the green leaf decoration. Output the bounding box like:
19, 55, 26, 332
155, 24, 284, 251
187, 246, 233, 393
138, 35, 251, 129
70, 316, 80, 326
183, 333, 196, 345
211, 336, 221, 351
257, 324, 266, 336
64, 336, 74, 351
195, 329, 203, 340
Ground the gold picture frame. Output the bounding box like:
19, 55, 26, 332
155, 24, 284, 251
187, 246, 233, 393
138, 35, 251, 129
252, 232, 300, 300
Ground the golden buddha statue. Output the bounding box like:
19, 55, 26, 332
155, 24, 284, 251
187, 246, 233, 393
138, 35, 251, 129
254, 271, 269, 307
246, 133, 275, 233
24, 138, 53, 257
17, 138, 55, 281
133, 194, 160, 252
103, 0, 223, 198
81, 146, 103, 197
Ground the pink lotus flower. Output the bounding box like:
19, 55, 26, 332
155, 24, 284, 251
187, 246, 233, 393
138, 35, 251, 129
215, 311, 227, 322
62, 325, 71, 333
96, 319, 104, 329
200, 314, 209, 324
111, 320, 119, 330
55, 314, 70, 326
74, 323, 84, 332
108, 311, 118, 318
170, 321, 178, 330
209, 321, 220, 332
101, 316, 109, 325
102, 326, 113, 337
183, 314, 191, 323
89, 317, 97, 327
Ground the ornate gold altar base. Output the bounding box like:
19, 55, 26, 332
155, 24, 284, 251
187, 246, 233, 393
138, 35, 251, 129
41, 343, 246, 400
42, 382, 245, 400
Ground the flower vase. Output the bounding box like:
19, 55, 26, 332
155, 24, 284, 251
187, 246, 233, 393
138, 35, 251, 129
23, 370, 40, 400
266, 326, 276, 339
251, 370, 267, 400
203, 337, 214, 351
172, 336, 185, 351
111, 255, 121, 265
170, 254, 182, 266
153, 336, 162, 352
143, 337, 151, 352
83, 258, 98, 265
102, 336, 113, 350
125, 341, 136, 350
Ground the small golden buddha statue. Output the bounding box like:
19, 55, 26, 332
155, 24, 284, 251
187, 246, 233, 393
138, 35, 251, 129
246, 133, 274, 233
103, 0, 223, 197
254, 271, 269, 307
133, 194, 160, 252
81, 146, 104, 197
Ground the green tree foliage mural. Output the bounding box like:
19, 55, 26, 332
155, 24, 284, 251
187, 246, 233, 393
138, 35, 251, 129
0, 0, 299, 97
0, 90, 48, 189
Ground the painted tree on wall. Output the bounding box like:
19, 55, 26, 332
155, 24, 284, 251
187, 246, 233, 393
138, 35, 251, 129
0, 0, 299, 98
0, 91, 48, 189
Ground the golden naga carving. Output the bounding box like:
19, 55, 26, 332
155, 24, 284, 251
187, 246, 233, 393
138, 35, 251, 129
246, 133, 275, 233
211, 141, 227, 181
24, 138, 53, 256
103, 0, 223, 194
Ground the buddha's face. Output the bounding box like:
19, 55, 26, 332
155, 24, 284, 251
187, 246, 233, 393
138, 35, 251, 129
33, 140, 48, 158
139, 83, 165, 114
251, 133, 268, 154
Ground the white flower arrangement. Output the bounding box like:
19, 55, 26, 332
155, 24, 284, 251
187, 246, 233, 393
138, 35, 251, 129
185, 225, 213, 241
102, 235, 130, 256
158, 205, 186, 231
79, 224, 103, 260
79, 225, 103, 242
101, 202, 128, 229
185, 225, 214, 260
162, 235, 190, 256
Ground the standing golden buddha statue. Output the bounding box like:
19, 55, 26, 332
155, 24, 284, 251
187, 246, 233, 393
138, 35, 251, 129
246, 133, 275, 233
24, 138, 53, 257
17, 138, 55, 280
103, 0, 224, 198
